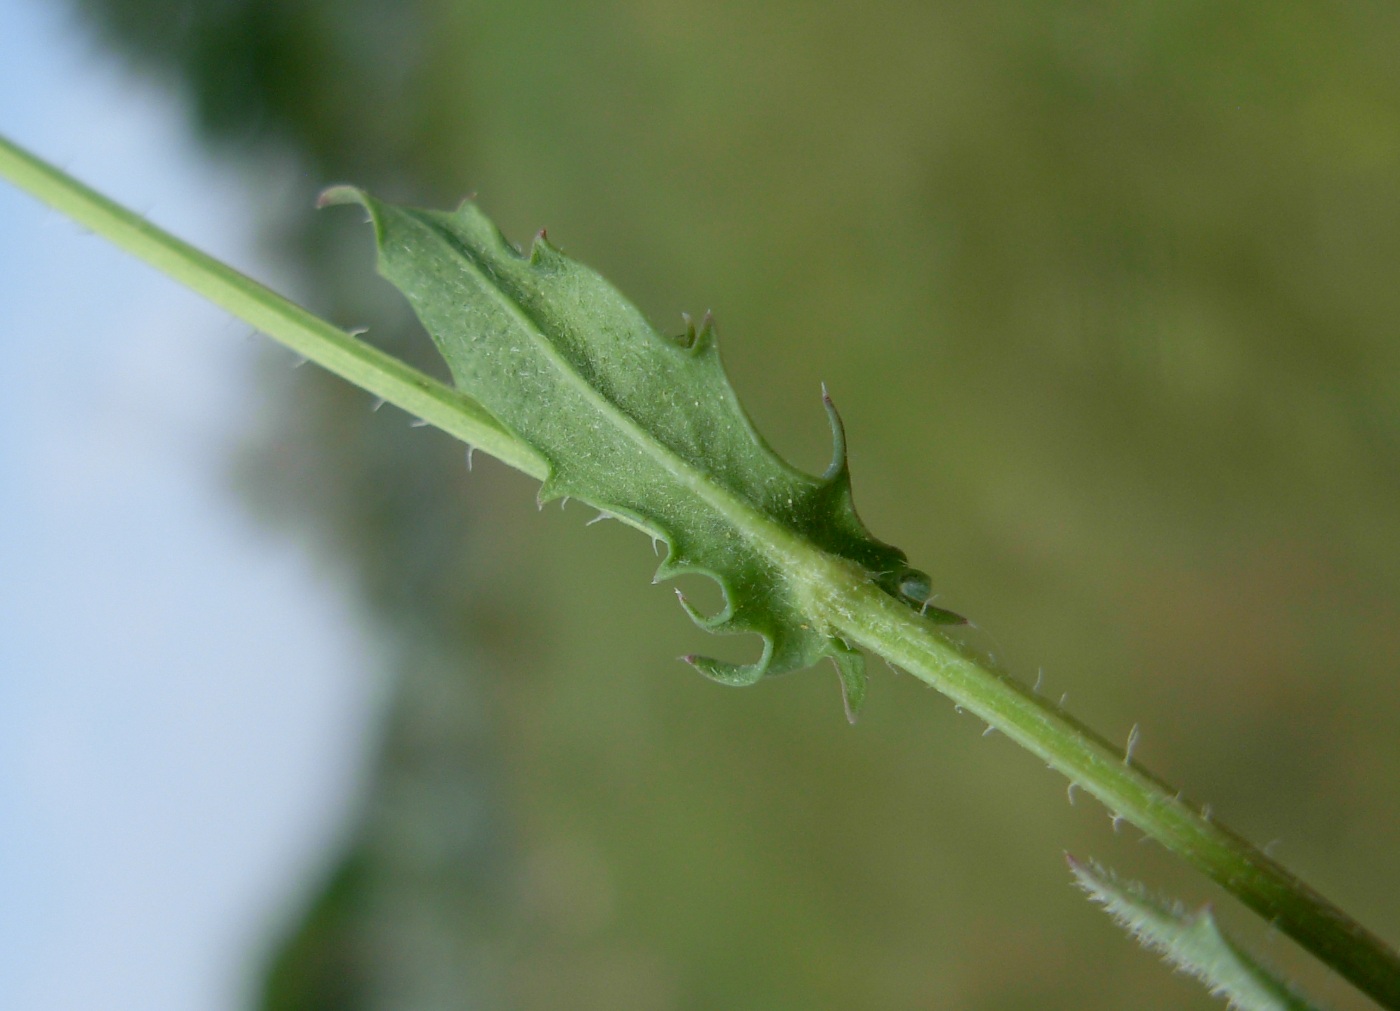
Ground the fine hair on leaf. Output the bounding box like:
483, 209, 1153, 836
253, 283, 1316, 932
1069, 856, 1325, 1011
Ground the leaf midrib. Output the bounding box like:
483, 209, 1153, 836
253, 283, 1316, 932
418, 213, 823, 581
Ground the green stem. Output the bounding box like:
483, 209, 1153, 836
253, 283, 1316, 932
3, 132, 1396, 1009
0, 134, 545, 482
821, 578, 1400, 1009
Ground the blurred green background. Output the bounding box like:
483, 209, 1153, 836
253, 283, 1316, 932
73, 1, 1400, 1007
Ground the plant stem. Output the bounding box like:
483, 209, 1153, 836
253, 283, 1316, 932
820, 576, 1400, 1009
2, 132, 1396, 1009
0, 134, 545, 482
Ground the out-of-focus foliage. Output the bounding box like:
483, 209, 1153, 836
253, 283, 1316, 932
72, 1, 1400, 1008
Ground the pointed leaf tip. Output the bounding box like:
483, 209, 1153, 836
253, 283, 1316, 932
678, 652, 764, 688
528, 227, 554, 260
820, 387, 850, 481
674, 587, 706, 625
687, 309, 716, 355
830, 644, 867, 723
675, 311, 698, 349
317, 185, 367, 210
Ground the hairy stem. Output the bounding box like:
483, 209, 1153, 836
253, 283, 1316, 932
820, 574, 1400, 1008
0, 134, 544, 481
2, 133, 1396, 1009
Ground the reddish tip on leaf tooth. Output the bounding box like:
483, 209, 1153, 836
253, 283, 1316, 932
680, 654, 698, 665
536, 227, 548, 241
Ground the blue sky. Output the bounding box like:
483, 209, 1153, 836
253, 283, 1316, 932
0, 2, 379, 1007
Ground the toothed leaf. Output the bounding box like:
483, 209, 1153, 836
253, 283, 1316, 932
324, 188, 960, 713
1070, 858, 1324, 1011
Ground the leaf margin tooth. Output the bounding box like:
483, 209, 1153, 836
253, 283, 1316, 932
829, 640, 867, 723
681, 646, 772, 688
689, 309, 717, 356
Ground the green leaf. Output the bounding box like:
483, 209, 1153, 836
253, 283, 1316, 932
1069, 857, 1326, 1011
321, 188, 963, 717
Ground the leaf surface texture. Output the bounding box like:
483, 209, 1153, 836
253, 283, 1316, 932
325, 188, 958, 712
